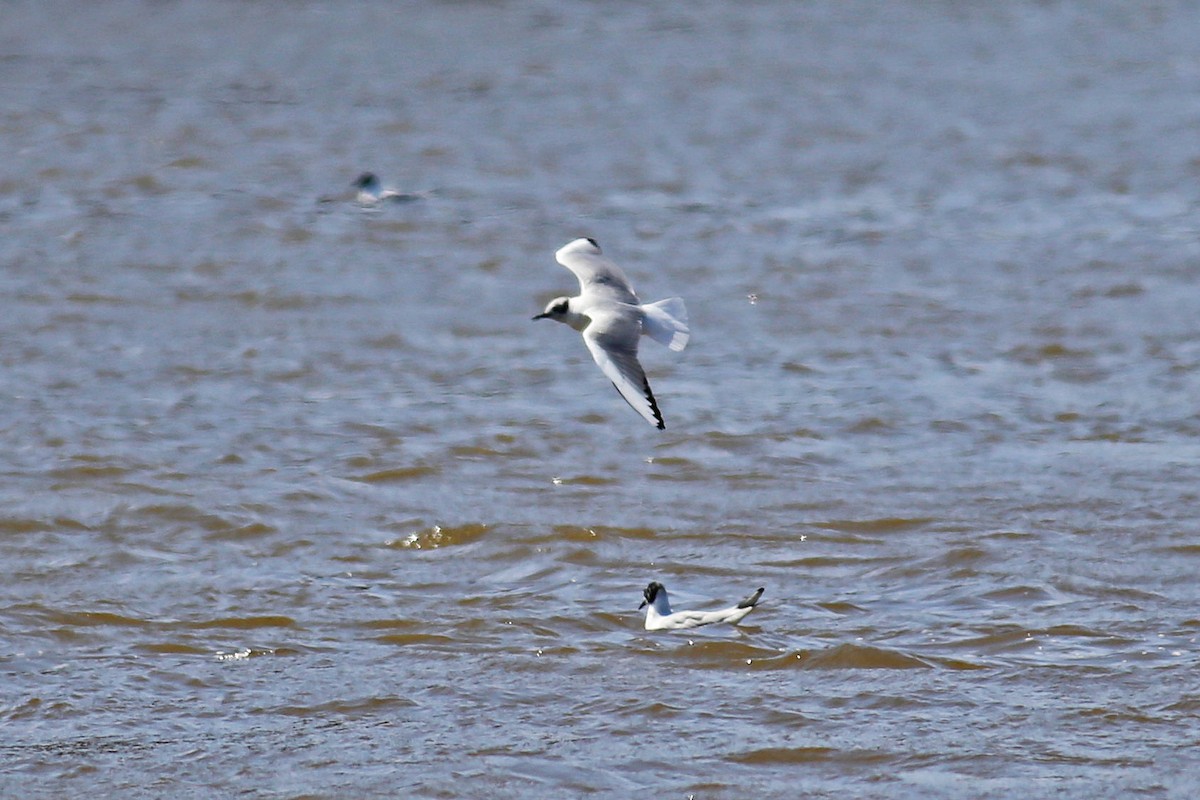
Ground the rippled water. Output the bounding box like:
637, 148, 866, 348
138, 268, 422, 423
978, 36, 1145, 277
4, 1, 1200, 797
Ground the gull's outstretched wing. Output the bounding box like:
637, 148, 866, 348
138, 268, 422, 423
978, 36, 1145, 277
555, 238, 640, 305
583, 310, 664, 430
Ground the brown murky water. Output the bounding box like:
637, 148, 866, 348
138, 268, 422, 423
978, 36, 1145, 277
3, 1, 1200, 797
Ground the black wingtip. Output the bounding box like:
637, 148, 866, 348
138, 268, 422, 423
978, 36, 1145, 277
609, 375, 666, 429
643, 375, 665, 430
738, 587, 765, 609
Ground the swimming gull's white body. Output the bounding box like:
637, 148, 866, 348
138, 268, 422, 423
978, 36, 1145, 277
639, 581, 764, 631
532, 238, 689, 429
353, 172, 422, 205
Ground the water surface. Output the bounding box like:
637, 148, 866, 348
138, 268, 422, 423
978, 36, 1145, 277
3, 1, 1200, 797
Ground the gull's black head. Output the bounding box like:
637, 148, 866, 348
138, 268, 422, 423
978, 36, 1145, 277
353, 172, 379, 189
532, 296, 570, 321
639, 581, 664, 609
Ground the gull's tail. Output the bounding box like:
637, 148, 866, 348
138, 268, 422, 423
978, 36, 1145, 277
641, 297, 689, 352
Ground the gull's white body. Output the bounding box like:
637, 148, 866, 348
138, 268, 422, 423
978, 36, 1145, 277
639, 582, 764, 631
533, 238, 689, 429
353, 172, 422, 205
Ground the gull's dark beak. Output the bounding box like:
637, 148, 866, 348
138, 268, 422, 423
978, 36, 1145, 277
638, 599, 647, 609
532, 312, 550, 321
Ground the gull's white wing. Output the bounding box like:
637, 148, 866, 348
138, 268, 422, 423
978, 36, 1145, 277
650, 610, 711, 630
658, 605, 757, 630
555, 238, 640, 304
583, 310, 664, 430
647, 588, 764, 630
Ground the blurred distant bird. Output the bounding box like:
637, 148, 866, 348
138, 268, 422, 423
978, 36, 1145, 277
639, 582, 764, 631
533, 238, 688, 429
352, 172, 422, 205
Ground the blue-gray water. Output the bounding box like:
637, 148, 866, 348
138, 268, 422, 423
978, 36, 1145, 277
3, 1, 1200, 797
